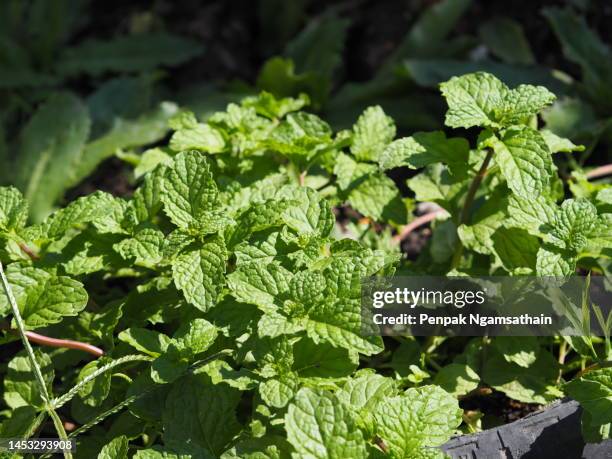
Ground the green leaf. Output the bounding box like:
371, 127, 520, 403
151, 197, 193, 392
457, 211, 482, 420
4, 350, 54, 410
259, 376, 298, 408
286, 15, 349, 83
267, 113, 332, 164
506, 194, 556, 236
41, 191, 122, 239
403, 59, 567, 95
78, 357, 113, 407
279, 187, 334, 238
228, 200, 290, 247
548, 199, 598, 252
479, 18, 534, 65
407, 164, 466, 208
59, 33, 204, 76
172, 237, 227, 312
440, 72, 555, 129
337, 373, 396, 412
133, 448, 191, 459
170, 123, 225, 153
374, 385, 462, 459
228, 262, 292, 312
493, 337, 540, 368
304, 298, 384, 356
119, 328, 171, 357
440, 72, 507, 129
292, 337, 359, 379
257, 58, 327, 109
285, 387, 368, 459
114, 228, 165, 267
14, 92, 91, 222
536, 245, 576, 277
149, 321, 217, 383
172, 318, 218, 355
80, 102, 178, 182
383, 0, 471, 65
482, 347, 560, 404
135, 148, 173, 179
87, 76, 154, 132
581, 410, 611, 443
0, 187, 28, 231
351, 106, 396, 162
98, 436, 129, 459
347, 173, 405, 223
0, 406, 38, 438
433, 364, 480, 397
565, 368, 612, 429
20, 274, 88, 328
150, 350, 188, 385
540, 129, 584, 154
242, 91, 309, 120
163, 373, 241, 457
378, 131, 469, 177
485, 126, 552, 198
336, 373, 396, 437
161, 151, 219, 229
491, 227, 540, 272
543, 8, 612, 108
0, 265, 88, 328
390, 341, 422, 377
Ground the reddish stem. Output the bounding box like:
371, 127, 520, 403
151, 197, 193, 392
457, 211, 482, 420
392, 209, 446, 244
586, 164, 612, 180
3, 326, 104, 357
19, 243, 39, 261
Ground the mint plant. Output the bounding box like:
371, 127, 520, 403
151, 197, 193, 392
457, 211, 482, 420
0, 74, 610, 458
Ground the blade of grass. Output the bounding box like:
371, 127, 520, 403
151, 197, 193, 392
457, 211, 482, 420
0, 261, 72, 459
67, 350, 233, 437
52, 354, 153, 409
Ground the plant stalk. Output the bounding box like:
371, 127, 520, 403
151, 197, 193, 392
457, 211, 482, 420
0, 262, 72, 459
586, 163, 612, 180
451, 149, 494, 269
393, 209, 446, 244
1, 326, 104, 357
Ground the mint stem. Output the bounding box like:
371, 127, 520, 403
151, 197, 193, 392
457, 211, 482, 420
393, 209, 446, 244
586, 163, 612, 180
451, 149, 494, 269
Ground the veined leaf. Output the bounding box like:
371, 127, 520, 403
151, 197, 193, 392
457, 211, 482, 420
14, 92, 91, 222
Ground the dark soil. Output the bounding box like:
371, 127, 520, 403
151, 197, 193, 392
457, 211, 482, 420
461, 389, 543, 426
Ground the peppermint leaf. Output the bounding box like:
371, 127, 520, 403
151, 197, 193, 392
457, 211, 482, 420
433, 364, 480, 397
565, 368, 612, 437
0, 265, 88, 328
161, 151, 218, 229
0, 187, 28, 231
441, 72, 555, 129
172, 237, 227, 312
378, 131, 469, 177
98, 436, 129, 459
486, 126, 552, 198
285, 388, 368, 459
170, 123, 225, 153
114, 228, 165, 267
304, 298, 384, 355
374, 385, 462, 459
227, 262, 292, 312
4, 350, 54, 410
163, 374, 241, 456
351, 106, 396, 162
